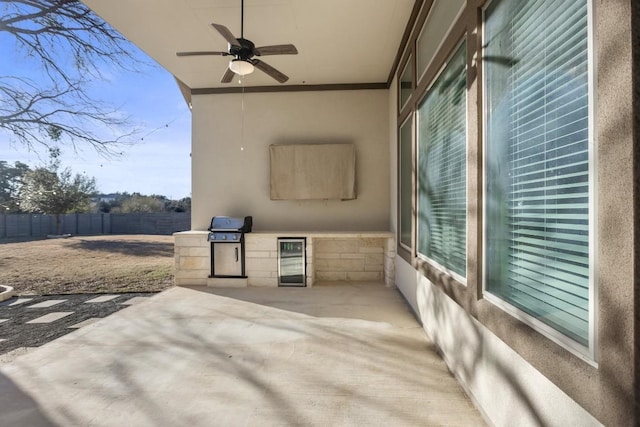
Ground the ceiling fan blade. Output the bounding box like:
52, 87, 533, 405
212, 23, 240, 47
176, 51, 230, 57
221, 67, 235, 83
254, 44, 298, 56
252, 59, 289, 83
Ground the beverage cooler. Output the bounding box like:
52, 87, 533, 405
278, 238, 306, 287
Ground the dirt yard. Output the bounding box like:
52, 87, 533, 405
0, 235, 175, 295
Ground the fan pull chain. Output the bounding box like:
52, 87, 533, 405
240, 77, 245, 151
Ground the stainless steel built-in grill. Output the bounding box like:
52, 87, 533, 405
208, 216, 252, 278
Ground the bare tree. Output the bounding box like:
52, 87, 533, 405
0, 0, 146, 153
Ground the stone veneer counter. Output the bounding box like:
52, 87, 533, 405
174, 231, 395, 288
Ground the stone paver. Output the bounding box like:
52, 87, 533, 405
27, 300, 66, 309
84, 295, 119, 303
0, 292, 157, 354
3, 298, 33, 306
0, 284, 485, 426
26, 312, 75, 324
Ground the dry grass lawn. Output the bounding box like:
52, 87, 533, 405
0, 235, 175, 295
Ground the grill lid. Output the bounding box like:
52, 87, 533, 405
208, 216, 252, 232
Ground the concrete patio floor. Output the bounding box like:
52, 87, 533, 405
0, 283, 485, 426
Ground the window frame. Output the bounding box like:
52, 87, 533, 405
416, 0, 466, 87
398, 55, 414, 113
480, 0, 598, 364
398, 113, 414, 253
416, 37, 469, 285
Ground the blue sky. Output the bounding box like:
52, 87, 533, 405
0, 24, 192, 200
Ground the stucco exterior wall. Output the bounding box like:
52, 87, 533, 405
190, 90, 390, 232
389, 0, 637, 425
395, 257, 601, 426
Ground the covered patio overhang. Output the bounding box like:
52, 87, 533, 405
80, 0, 425, 290
78, 1, 640, 426
81, 0, 417, 93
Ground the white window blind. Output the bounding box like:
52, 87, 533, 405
417, 42, 467, 278
484, 0, 590, 346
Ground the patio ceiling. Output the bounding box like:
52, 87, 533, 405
81, 0, 416, 89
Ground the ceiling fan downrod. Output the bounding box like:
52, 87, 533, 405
240, 0, 244, 39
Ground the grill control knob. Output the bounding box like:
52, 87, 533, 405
222, 235, 227, 240
210, 235, 216, 240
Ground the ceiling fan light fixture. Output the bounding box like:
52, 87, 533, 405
229, 59, 254, 75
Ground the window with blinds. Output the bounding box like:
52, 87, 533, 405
484, 0, 591, 347
417, 42, 467, 279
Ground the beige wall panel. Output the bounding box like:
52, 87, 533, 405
191, 90, 390, 231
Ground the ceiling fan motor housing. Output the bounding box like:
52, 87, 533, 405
230, 38, 256, 60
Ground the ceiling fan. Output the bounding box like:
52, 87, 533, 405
176, 0, 298, 84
